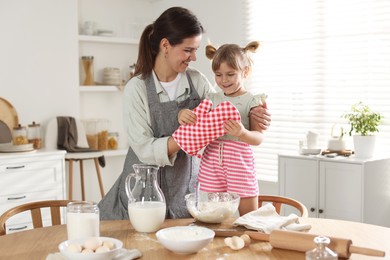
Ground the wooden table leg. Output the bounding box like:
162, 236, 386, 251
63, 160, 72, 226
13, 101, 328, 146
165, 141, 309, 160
94, 158, 105, 198
80, 160, 85, 201
68, 159, 73, 200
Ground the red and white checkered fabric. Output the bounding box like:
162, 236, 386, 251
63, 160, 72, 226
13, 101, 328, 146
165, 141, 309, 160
172, 99, 241, 158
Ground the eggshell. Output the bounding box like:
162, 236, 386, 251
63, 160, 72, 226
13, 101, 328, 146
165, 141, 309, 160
225, 236, 245, 250
240, 234, 251, 246
84, 237, 103, 250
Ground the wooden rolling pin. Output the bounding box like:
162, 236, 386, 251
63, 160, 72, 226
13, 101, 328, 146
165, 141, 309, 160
245, 230, 385, 259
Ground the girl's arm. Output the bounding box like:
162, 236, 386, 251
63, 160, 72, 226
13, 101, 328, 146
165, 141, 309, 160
224, 119, 264, 146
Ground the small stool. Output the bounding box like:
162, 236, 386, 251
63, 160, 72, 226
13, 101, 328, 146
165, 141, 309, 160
65, 151, 105, 201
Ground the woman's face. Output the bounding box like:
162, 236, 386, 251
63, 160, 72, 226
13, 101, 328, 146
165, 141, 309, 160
214, 62, 246, 96
166, 35, 202, 73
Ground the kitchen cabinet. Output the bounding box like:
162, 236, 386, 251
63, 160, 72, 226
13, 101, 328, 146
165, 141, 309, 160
0, 150, 66, 234
278, 154, 390, 227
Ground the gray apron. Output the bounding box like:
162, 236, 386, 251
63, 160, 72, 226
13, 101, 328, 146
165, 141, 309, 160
98, 72, 201, 220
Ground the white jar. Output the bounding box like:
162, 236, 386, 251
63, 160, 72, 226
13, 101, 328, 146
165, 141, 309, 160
66, 201, 100, 240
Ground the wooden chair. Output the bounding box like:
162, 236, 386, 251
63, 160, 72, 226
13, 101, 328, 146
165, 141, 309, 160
0, 200, 72, 236
258, 195, 308, 217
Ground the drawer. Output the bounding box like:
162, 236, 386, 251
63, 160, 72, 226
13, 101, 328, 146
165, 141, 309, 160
0, 159, 64, 196
0, 189, 65, 226
6, 219, 54, 234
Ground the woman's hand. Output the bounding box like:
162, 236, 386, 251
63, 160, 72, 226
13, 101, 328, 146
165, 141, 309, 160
178, 109, 197, 125
224, 120, 246, 137
250, 106, 271, 131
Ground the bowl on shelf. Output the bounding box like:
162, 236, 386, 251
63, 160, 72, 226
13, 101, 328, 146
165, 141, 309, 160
58, 236, 122, 260
185, 192, 240, 224
156, 226, 215, 254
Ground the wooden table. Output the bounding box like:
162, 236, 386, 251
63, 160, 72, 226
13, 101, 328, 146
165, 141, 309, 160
0, 218, 389, 260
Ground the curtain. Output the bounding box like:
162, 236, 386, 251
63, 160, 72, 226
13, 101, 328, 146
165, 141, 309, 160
244, 0, 390, 181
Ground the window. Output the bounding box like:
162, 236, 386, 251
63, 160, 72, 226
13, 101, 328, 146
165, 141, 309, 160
245, 0, 390, 181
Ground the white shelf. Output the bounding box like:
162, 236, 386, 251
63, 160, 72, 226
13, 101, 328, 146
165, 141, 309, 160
79, 35, 138, 45
102, 148, 128, 157
80, 86, 123, 92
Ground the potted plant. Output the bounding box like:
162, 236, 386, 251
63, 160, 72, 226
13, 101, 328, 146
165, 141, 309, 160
342, 101, 382, 158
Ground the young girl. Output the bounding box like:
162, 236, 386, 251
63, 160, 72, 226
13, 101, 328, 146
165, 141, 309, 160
178, 41, 266, 215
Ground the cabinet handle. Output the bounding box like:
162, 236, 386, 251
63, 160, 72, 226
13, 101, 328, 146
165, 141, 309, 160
310, 207, 315, 212
6, 165, 25, 170
319, 209, 324, 214
7, 195, 27, 200
9, 226, 28, 231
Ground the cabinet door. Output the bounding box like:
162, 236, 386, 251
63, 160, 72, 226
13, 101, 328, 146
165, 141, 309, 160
279, 156, 318, 217
319, 161, 362, 222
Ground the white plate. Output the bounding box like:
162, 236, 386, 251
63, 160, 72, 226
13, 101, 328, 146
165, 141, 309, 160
0, 143, 35, 153
301, 148, 321, 155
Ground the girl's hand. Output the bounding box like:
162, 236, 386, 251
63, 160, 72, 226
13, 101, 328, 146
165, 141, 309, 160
224, 120, 246, 137
178, 109, 197, 125
250, 106, 271, 131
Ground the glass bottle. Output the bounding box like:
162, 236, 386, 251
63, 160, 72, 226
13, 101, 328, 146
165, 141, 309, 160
108, 132, 119, 150
81, 56, 94, 85
13, 124, 28, 145
27, 121, 42, 149
125, 164, 166, 233
306, 236, 338, 260
66, 201, 100, 240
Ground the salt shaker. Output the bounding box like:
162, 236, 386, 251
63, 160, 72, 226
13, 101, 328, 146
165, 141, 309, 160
66, 201, 100, 239
306, 236, 338, 260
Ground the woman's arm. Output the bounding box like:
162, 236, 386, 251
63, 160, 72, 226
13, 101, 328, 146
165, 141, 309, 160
250, 106, 271, 131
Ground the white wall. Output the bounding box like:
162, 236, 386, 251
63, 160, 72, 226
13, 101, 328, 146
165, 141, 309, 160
0, 0, 79, 128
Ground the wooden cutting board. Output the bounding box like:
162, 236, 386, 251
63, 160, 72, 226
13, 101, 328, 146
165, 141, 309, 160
0, 97, 19, 133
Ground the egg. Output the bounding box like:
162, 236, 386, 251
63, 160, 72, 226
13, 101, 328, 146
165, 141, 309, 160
81, 248, 94, 254
102, 240, 115, 250
66, 243, 82, 253
83, 237, 102, 250
95, 245, 110, 253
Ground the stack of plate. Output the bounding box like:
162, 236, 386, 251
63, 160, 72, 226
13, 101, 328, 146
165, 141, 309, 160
0, 143, 35, 153
103, 67, 121, 85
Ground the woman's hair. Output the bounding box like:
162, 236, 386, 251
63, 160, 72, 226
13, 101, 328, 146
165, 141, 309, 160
134, 7, 204, 79
205, 41, 259, 75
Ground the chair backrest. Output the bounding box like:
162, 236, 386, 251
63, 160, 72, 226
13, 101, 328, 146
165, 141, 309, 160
0, 200, 73, 236
258, 195, 308, 217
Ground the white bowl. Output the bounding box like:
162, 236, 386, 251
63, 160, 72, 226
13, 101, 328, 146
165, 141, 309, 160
185, 192, 240, 223
156, 226, 215, 254
58, 237, 123, 260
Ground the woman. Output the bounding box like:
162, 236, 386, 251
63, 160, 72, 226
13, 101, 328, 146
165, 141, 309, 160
98, 7, 271, 220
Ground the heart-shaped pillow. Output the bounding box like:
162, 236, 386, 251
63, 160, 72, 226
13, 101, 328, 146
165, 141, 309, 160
172, 99, 241, 157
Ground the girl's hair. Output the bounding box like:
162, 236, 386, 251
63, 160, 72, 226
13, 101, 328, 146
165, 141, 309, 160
134, 7, 204, 79
205, 41, 259, 75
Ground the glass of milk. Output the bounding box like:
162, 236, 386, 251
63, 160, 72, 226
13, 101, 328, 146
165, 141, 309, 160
66, 201, 99, 240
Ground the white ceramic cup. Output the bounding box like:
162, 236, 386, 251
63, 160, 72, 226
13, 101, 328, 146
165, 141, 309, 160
306, 131, 319, 149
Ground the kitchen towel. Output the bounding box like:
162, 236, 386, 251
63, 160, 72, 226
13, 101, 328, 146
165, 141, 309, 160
46, 248, 142, 260
57, 116, 105, 167
172, 99, 241, 158
233, 203, 311, 234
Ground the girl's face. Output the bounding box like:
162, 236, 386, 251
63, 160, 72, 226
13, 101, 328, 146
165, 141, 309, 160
166, 35, 202, 73
214, 62, 247, 96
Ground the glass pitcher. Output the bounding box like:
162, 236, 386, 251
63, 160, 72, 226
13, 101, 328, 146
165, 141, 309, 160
125, 164, 166, 233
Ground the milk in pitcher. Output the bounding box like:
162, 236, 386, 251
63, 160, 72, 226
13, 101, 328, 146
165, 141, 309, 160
128, 201, 166, 233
